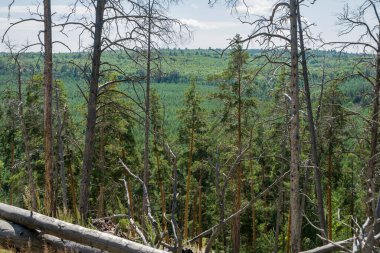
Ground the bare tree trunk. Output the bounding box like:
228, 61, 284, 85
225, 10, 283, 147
363, 44, 380, 252
55, 87, 68, 214
297, 3, 327, 240
184, 125, 194, 240
289, 0, 301, 251
43, 0, 54, 217
143, 0, 153, 223
79, 0, 105, 222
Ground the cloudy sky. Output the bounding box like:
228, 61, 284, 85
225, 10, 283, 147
0, 0, 360, 52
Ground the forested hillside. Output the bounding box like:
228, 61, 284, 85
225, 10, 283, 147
0, 0, 380, 253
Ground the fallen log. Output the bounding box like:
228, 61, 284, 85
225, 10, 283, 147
0, 203, 167, 253
0, 219, 105, 252
300, 233, 380, 253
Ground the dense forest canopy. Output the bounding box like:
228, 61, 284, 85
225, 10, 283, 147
0, 0, 380, 253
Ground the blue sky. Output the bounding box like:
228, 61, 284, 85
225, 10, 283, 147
0, 0, 360, 51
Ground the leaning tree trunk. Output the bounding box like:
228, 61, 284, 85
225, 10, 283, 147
297, 4, 327, 241
289, 0, 301, 252
79, 0, 105, 222
43, 0, 54, 217
143, 0, 153, 225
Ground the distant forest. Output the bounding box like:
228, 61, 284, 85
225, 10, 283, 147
0, 1, 380, 253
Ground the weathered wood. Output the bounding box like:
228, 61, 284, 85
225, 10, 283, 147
0, 219, 104, 253
299, 237, 353, 253
300, 233, 380, 253
0, 203, 167, 253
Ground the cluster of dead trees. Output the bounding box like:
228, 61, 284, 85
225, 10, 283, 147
2, 0, 380, 252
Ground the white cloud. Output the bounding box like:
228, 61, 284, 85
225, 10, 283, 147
180, 18, 239, 30
190, 4, 199, 9
235, 0, 276, 16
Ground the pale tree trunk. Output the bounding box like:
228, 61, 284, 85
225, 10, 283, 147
143, 0, 153, 223
297, 3, 327, 240
0, 219, 103, 253
55, 87, 68, 214
43, 0, 54, 217
79, 0, 105, 222
289, 0, 301, 251
0, 203, 167, 253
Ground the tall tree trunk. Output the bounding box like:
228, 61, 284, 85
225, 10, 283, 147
289, 0, 301, 251
55, 87, 68, 214
363, 43, 380, 252
79, 0, 105, 222
184, 125, 195, 240
43, 0, 54, 217
143, 0, 152, 224
297, 3, 327, 240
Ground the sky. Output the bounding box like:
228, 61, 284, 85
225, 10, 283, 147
0, 0, 362, 52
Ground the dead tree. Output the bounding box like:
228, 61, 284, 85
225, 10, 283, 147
55, 0, 186, 222
0, 219, 103, 253
297, 1, 327, 240
224, 0, 301, 250
0, 203, 167, 253
328, 1, 380, 250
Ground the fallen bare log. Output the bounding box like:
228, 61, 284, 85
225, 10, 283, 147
300, 233, 380, 253
0, 219, 104, 253
0, 203, 167, 253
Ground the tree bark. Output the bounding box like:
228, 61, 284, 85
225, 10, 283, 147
297, 3, 327, 240
289, 0, 301, 251
43, 0, 54, 217
143, 0, 153, 223
0, 219, 104, 253
79, 0, 105, 222
0, 203, 167, 253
